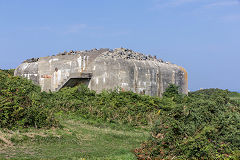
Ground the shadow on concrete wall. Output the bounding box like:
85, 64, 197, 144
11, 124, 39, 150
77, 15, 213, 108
62, 78, 91, 88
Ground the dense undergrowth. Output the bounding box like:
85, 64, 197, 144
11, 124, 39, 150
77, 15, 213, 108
1, 69, 240, 159
0, 69, 176, 128
0, 70, 57, 128
46, 85, 177, 126
135, 88, 240, 159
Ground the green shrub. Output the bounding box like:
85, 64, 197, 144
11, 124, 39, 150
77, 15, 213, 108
189, 88, 230, 105
46, 85, 174, 126
0, 70, 57, 128
229, 91, 240, 98
0, 69, 15, 76
135, 88, 240, 159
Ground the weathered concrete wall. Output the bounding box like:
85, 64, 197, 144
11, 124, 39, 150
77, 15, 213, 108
90, 57, 187, 96
14, 62, 39, 84
14, 48, 188, 96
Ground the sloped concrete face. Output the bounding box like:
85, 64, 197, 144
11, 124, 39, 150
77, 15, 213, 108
14, 62, 39, 85
90, 57, 188, 96
14, 48, 188, 96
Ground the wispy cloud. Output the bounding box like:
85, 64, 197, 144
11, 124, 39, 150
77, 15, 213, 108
64, 24, 87, 34
152, 0, 240, 10
205, 0, 240, 8
167, 0, 198, 6
152, 0, 199, 9
220, 14, 240, 22
202, 0, 240, 22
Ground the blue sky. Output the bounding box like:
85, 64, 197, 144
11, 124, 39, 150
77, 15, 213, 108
0, 0, 240, 91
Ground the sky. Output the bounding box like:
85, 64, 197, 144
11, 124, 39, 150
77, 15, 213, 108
0, 0, 240, 91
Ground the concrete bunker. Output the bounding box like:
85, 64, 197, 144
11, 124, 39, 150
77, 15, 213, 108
15, 48, 188, 96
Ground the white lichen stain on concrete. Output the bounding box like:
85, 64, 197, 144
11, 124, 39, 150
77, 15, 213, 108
53, 70, 61, 89
83, 56, 86, 70
49, 58, 58, 63
67, 61, 72, 66
96, 77, 99, 84
172, 70, 175, 84
77, 56, 82, 72
121, 83, 128, 87
21, 63, 30, 70
87, 56, 89, 66
22, 73, 38, 80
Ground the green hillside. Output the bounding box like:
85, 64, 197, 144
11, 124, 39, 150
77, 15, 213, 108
0, 69, 239, 159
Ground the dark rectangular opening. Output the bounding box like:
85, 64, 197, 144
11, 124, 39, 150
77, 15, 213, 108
62, 78, 91, 88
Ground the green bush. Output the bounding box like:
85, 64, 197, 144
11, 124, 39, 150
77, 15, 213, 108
0, 69, 15, 76
45, 85, 175, 126
0, 69, 179, 128
0, 70, 57, 128
229, 91, 240, 98
135, 88, 240, 159
189, 88, 231, 105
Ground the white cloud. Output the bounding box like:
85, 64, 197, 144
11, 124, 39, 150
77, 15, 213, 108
205, 0, 240, 8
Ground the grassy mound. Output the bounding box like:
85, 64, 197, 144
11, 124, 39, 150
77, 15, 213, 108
0, 70, 57, 128
134, 88, 240, 159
